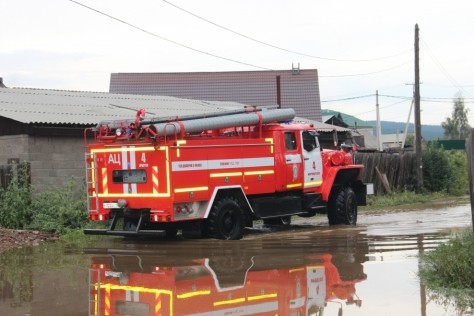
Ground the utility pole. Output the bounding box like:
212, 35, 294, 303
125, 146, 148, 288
376, 90, 383, 151
414, 24, 423, 190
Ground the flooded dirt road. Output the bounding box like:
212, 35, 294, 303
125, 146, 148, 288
0, 204, 472, 316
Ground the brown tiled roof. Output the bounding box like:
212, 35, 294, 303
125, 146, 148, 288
109, 69, 321, 122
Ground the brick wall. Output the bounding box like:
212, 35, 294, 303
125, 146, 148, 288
0, 135, 85, 190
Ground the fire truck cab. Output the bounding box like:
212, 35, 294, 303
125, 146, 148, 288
84, 106, 366, 239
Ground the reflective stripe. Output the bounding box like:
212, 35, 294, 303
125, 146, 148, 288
152, 166, 159, 194
101, 168, 108, 194
174, 186, 209, 193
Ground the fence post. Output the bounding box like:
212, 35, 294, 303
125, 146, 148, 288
466, 129, 474, 231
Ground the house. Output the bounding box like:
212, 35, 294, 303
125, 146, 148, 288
321, 109, 377, 150
109, 69, 322, 122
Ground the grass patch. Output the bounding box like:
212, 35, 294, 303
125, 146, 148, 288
420, 232, 474, 290
419, 232, 474, 313
361, 191, 451, 212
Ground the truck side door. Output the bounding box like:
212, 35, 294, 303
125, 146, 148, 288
301, 130, 323, 189
284, 131, 304, 188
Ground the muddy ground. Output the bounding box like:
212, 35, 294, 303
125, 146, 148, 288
0, 229, 57, 253
0, 196, 470, 253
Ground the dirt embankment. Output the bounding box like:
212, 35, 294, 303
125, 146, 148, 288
0, 229, 57, 253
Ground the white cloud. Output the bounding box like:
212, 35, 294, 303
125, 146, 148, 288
1, 0, 473, 124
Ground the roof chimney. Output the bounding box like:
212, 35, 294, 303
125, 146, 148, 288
0, 77, 5, 88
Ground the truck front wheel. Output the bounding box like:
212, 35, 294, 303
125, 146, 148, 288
205, 197, 245, 240
328, 186, 357, 225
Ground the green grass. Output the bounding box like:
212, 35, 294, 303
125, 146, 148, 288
420, 232, 474, 290
419, 232, 474, 313
361, 191, 450, 211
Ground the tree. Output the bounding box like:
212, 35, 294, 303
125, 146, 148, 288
441, 95, 470, 140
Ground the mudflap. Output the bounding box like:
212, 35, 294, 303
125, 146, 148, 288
352, 180, 367, 206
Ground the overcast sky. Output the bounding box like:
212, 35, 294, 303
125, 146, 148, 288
1, 0, 473, 125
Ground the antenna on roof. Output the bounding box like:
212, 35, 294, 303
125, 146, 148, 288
292, 63, 300, 75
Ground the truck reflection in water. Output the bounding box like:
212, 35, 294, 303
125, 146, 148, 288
88, 249, 366, 316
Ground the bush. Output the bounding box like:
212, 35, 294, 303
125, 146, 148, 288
419, 231, 474, 314
420, 232, 474, 290
446, 151, 469, 196
0, 164, 32, 228
27, 179, 88, 234
0, 165, 88, 234
423, 144, 454, 193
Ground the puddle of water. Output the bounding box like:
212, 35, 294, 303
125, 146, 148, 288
0, 205, 472, 316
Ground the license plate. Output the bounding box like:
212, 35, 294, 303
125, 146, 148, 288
105, 271, 122, 278
103, 202, 119, 209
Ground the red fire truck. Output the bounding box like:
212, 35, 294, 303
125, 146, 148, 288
84, 106, 366, 239
88, 252, 365, 316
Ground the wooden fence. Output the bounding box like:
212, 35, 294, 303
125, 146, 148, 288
354, 152, 417, 195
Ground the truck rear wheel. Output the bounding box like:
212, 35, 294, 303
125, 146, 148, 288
328, 186, 357, 225
205, 197, 244, 240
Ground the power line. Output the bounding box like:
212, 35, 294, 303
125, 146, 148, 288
321, 94, 374, 103
162, 0, 413, 63
421, 38, 472, 98
319, 60, 412, 78
68, 0, 272, 70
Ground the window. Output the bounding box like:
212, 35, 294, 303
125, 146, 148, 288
112, 169, 147, 183
285, 132, 297, 150
302, 131, 318, 152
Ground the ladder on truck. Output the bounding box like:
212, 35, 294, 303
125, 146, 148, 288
85, 152, 99, 214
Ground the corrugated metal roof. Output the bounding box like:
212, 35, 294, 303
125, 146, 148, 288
0, 87, 246, 125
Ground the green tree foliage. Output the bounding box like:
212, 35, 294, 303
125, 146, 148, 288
442, 95, 471, 140
447, 151, 469, 195
423, 143, 453, 192
422, 142, 469, 195
404, 133, 415, 147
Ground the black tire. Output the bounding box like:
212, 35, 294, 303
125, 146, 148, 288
328, 186, 357, 225
205, 197, 245, 240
